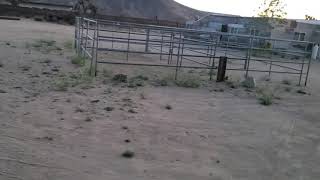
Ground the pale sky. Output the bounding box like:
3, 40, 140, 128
175, 0, 320, 19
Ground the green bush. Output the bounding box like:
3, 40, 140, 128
71, 55, 86, 66
175, 74, 201, 88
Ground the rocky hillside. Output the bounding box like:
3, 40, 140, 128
27, 0, 205, 21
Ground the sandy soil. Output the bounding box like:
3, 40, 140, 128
0, 19, 320, 180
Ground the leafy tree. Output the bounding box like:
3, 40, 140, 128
74, 0, 97, 17
258, 0, 287, 19
305, 15, 316, 20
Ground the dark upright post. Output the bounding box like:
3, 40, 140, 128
217, 56, 227, 82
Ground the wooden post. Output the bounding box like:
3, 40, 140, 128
216, 56, 227, 82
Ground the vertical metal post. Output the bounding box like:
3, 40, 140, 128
74, 17, 78, 50
84, 20, 89, 57
305, 48, 313, 86
112, 22, 114, 49
225, 35, 230, 56
246, 36, 254, 78
160, 30, 164, 61
90, 20, 97, 76
298, 56, 305, 86
175, 33, 182, 80
94, 21, 99, 77
126, 26, 131, 61
168, 32, 173, 64
179, 38, 185, 68
145, 28, 150, 52
80, 17, 84, 55
269, 40, 275, 76
209, 38, 215, 80
170, 33, 175, 64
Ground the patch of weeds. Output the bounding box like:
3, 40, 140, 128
53, 67, 93, 91
54, 77, 69, 91
112, 74, 128, 83
241, 77, 256, 89
175, 74, 201, 88
282, 79, 292, 85
128, 75, 148, 88
71, 55, 86, 67
122, 150, 135, 158
64, 40, 73, 50
165, 104, 172, 110
31, 39, 61, 53
256, 88, 273, 106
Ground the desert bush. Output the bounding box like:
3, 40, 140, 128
128, 75, 149, 88
175, 74, 201, 88
71, 55, 86, 66
53, 67, 92, 91
31, 39, 61, 53
256, 87, 273, 106
112, 74, 127, 83
122, 150, 135, 158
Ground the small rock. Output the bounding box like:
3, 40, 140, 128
122, 126, 128, 130
51, 67, 60, 72
91, 99, 100, 103
42, 71, 51, 75
0, 89, 7, 93
81, 156, 87, 158
128, 109, 137, 114
165, 104, 172, 110
66, 99, 71, 103
216, 160, 220, 164
85, 117, 93, 122
75, 107, 85, 113
124, 139, 131, 143
121, 150, 135, 158
105, 107, 114, 112
296, 89, 307, 95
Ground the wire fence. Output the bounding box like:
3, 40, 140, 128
75, 17, 313, 86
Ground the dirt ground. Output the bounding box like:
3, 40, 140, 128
0, 19, 320, 180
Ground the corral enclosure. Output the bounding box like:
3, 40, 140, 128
75, 17, 313, 86
1, 18, 320, 180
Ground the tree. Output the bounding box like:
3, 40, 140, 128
257, 0, 287, 22
74, 0, 97, 17
305, 15, 316, 20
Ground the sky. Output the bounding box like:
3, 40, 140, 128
174, 0, 320, 19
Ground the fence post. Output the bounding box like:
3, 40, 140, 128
94, 21, 99, 77
216, 56, 227, 82
145, 28, 150, 52
245, 37, 254, 78
174, 33, 182, 80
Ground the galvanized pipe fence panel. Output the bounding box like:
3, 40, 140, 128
74, 17, 313, 86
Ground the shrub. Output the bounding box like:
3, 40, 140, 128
257, 88, 273, 106
71, 55, 86, 66
175, 74, 200, 88
112, 74, 127, 83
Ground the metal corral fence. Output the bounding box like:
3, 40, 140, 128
74, 17, 313, 86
